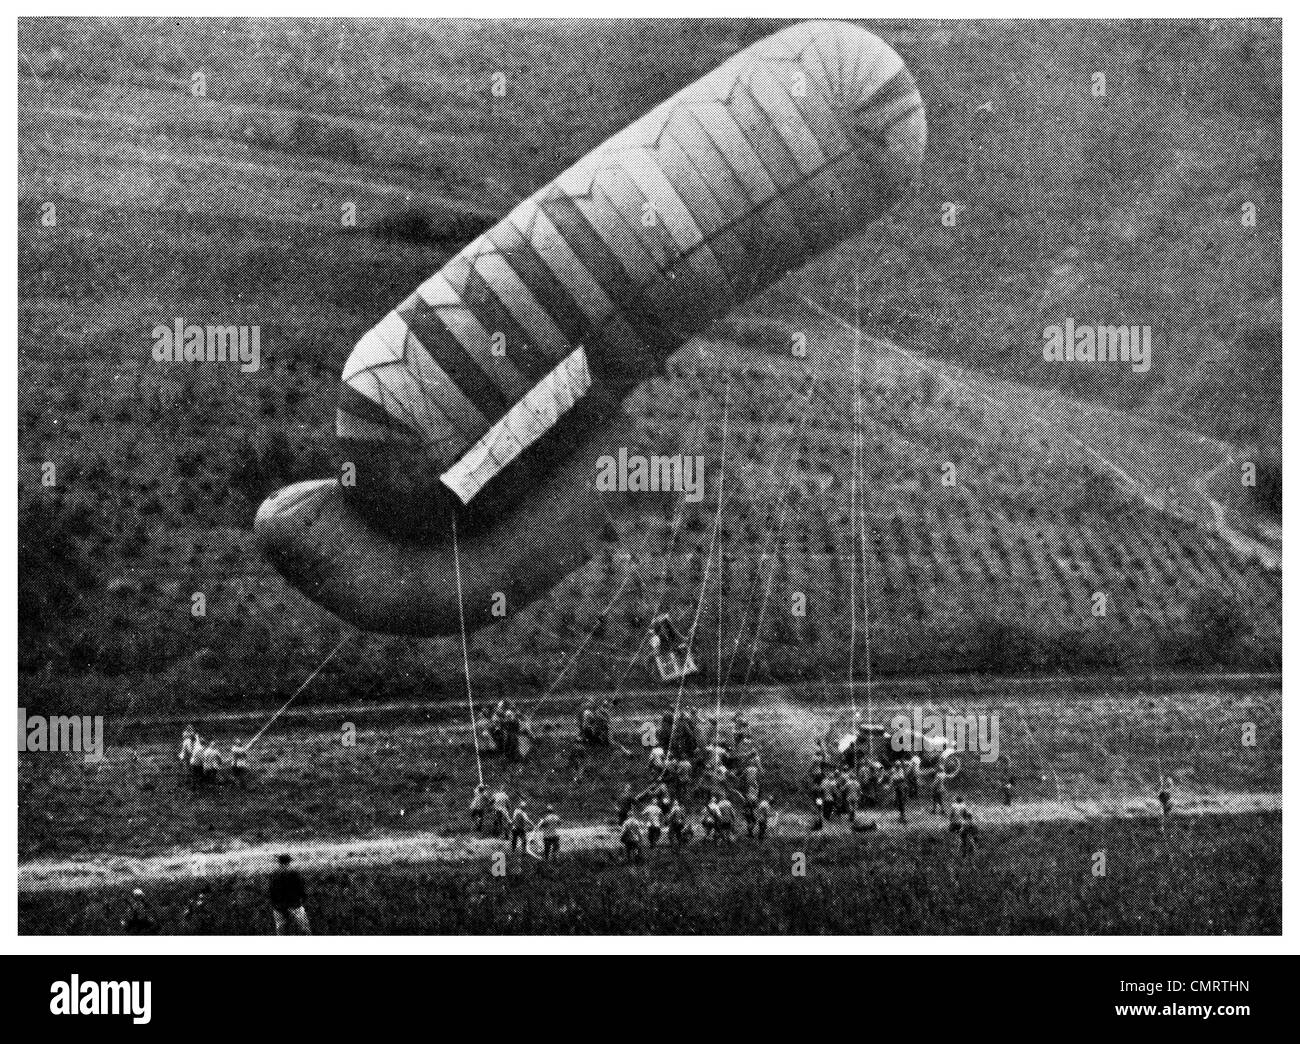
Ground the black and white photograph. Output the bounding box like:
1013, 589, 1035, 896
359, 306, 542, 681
14, 12, 1283, 945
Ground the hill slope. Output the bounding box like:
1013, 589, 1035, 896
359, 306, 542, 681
17, 18, 1280, 714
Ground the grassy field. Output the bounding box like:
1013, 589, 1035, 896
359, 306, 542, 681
19, 683, 1280, 862
19, 811, 1282, 934
18, 18, 1281, 715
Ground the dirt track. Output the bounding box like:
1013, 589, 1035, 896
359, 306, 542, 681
17, 789, 1280, 894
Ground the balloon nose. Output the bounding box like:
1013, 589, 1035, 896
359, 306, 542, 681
253, 479, 340, 603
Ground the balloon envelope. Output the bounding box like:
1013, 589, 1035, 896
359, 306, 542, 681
256, 20, 926, 636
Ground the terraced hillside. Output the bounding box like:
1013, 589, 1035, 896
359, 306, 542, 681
18, 18, 1280, 715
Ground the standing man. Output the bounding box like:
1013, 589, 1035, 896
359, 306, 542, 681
188, 733, 206, 785
642, 798, 663, 848
1158, 777, 1173, 817
492, 786, 511, 838
469, 784, 490, 832
616, 782, 635, 825
539, 806, 561, 861
201, 739, 223, 786
268, 854, 311, 935
891, 762, 909, 824
230, 739, 250, 788
715, 794, 737, 843
906, 753, 922, 799
959, 808, 980, 857
667, 799, 688, 847
620, 812, 645, 863
179, 726, 196, 779
753, 796, 773, 842
949, 795, 968, 835
510, 800, 534, 853
930, 765, 950, 815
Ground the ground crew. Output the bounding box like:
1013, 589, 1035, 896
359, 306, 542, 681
667, 800, 688, 847
179, 727, 196, 777
470, 784, 490, 832
861, 763, 880, 807
201, 739, 223, 785
188, 733, 206, 784
906, 753, 921, 798
1158, 777, 1173, 817
616, 782, 635, 825
1001, 771, 1016, 806
620, 812, 645, 863
931, 766, 950, 815
891, 762, 909, 824
820, 774, 839, 823
539, 806, 561, 861
949, 795, 967, 834
845, 772, 862, 817
959, 808, 979, 856
643, 799, 663, 848
715, 795, 737, 842
230, 739, 249, 788
510, 801, 534, 853
675, 757, 692, 798
268, 854, 311, 935
702, 797, 721, 840
492, 787, 511, 838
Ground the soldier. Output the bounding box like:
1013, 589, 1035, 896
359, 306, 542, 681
891, 762, 909, 824
539, 806, 561, 861
845, 771, 862, 818
267, 854, 311, 935
1158, 777, 1174, 817
492, 787, 511, 838
469, 783, 490, 832
188, 733, 206, 785
861, 763, 880, 808
201, 739, 223, 785
701, 796, 721, 841
959, 808, 979, 856
1001, 771, 1015, 807
616, 782, 635, 825
949, 795, 967, 834
667, 799, 688, 847
931, 765, 950, 815
510, 800, 534, 853
715, 795, 737, 843
620, 812, 645, 863
906, 753, 922, 799
230, 739, 249, 788
675, 756, 693, 798
179, 726, 196, 778
642, 798, 663, 848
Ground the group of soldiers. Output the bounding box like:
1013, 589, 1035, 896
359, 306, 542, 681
178, 725, 249, 787
578, 695, 614, 747
485, 699, 532, 760
468, 784, 564, 860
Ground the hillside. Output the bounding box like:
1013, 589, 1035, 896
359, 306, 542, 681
17, 18, 1281, 715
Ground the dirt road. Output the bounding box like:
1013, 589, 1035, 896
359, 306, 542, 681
18, 789, 1280, 894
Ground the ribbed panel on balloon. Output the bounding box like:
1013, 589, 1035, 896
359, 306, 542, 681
337, 20, 925, 505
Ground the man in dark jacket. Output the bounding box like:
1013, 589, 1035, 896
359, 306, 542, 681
268, 854, 311, 935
